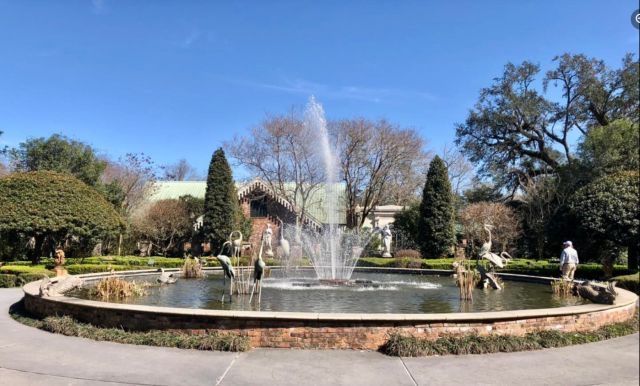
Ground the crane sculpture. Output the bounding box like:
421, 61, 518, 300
277, 217, 290, 264
478, 224, 511, 268
229, 231, 243, 266
215, 241, 235, 302
476, 224, 512, 290
249, 234, 267, 304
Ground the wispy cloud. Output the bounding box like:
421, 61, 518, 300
227, 77, 437, 103
180, 30, 202, 48
91, 0, 107, 15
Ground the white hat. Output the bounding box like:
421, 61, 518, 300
563, 241, 572, 247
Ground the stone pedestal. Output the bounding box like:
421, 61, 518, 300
381, 252, 392, 258
54, 266, 68, 277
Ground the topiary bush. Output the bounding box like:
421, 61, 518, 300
394, 249, 421, 259
0, 171, 125, 262
394, 258, 423, 269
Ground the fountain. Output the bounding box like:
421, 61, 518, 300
298, 97, 375, 283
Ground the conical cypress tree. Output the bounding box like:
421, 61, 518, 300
203, 148, 241, 254
418, 156, 456, 258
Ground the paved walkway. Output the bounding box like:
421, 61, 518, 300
0, 288, 638, 386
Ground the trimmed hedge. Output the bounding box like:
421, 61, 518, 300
611, 273, 639, 295
79, 256, 184, 268
0, 271, 52, 288
0, 274, 18, 288
0, 265, 53, 276
357, 258, 632, 280
65, 264, 150, 275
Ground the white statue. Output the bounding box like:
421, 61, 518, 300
381, 224, 392, 258
263, 224, 274, 257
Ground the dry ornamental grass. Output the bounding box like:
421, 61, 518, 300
91, 276, 149, 300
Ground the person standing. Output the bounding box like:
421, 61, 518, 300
560, 241, 579, 280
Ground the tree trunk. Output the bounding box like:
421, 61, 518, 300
628, 241, 639, 273
117, 233, 123, 256
30, 235, 45, 264
346, 208, 358, 229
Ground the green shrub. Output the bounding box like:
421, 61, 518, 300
611, 273, 639, 294
0, 274, 18, 288
382, 313, 639, 357
357, 258, 396, 268
394, 257, 423, 269
9, 303, 250, 352
394, 249, 421, 259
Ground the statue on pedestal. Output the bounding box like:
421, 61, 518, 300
381, 224, 392, 258
53, 248, 68, 277
263, 224, 274, 257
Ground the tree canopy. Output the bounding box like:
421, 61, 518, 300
455, 53, 638, 192
132, 199, 192, 256
0, 171, 124, 260
570, 171, 639, 270
10, 134, 107, 186
579, 119, 639, 178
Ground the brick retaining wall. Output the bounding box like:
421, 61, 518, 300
23, 289, 638, 350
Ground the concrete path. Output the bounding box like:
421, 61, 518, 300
0, 288, 638, 386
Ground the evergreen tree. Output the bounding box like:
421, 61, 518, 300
418, 156, 456, 258
203, 148, 241, 253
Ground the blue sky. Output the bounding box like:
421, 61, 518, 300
0, 0, 638, 178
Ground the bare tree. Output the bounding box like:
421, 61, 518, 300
162, 159, 200, 181
458, 202, 521, 256
441, 143, 473, 195
332, 119, 428, 228
132, 199, 192, 256
518, 175, 569, 260
101, 153, 157, 254
227, 112, 324, 240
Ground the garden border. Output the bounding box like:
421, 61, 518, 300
21, 268, 638, 349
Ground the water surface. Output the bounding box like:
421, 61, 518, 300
70, 270, 585, 314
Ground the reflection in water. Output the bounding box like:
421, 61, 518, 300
69, 271, 586, 314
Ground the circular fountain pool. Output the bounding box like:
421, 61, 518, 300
22, 268, 638, 350
68, 270, 585, 313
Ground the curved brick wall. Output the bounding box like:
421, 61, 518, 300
22, 269, 638, 350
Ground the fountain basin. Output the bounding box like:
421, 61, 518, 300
22, 268, 638, 350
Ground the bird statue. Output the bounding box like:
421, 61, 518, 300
478, 224, 493, 257
249, 255, 266, 304
249, 238, 267, 304
277, 217, 290, 264
215, 241, 235, 302
157, 268, 177, 284
229, 231, 243, 266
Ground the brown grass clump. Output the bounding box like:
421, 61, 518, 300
454, 260, 479, 301
182, 258, 204, 278
91, 276, 149, 300
550, 279, 575, 297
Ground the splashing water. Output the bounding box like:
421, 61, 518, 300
299, 96, 375, 281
